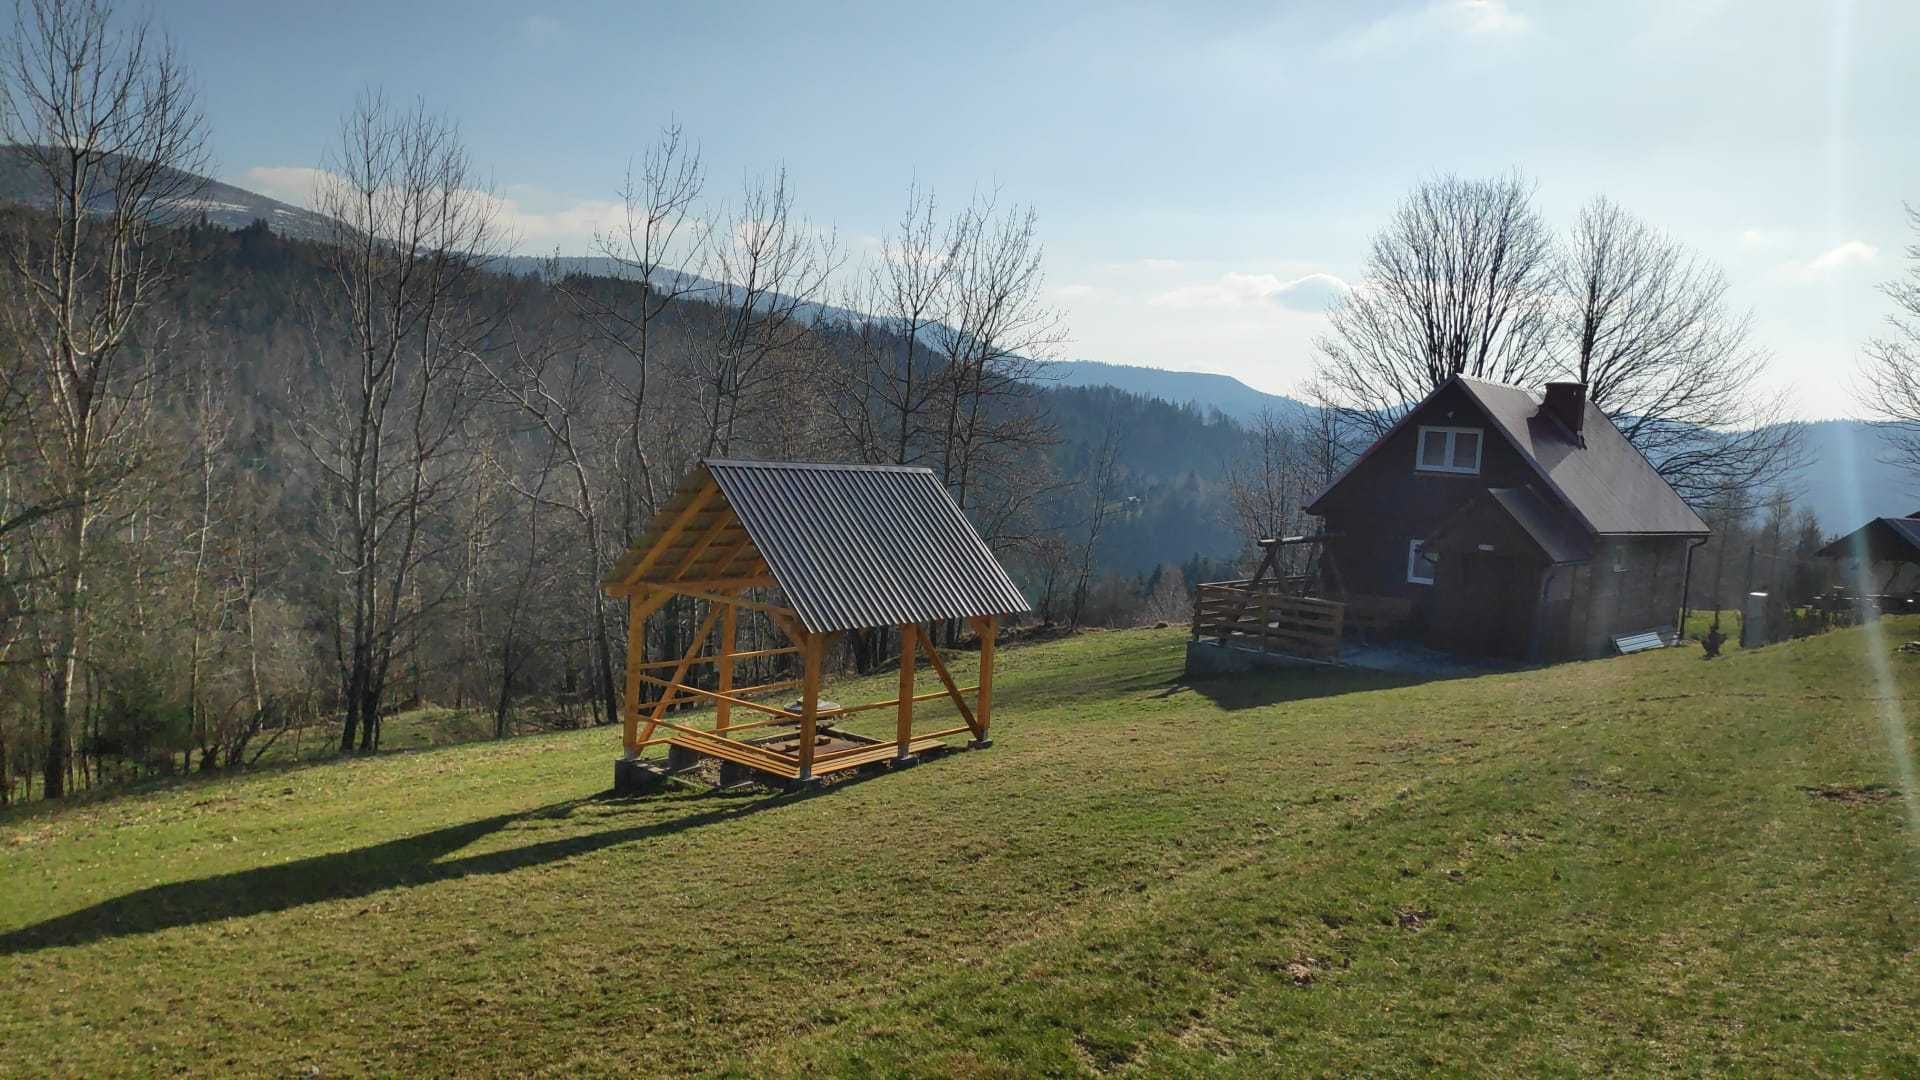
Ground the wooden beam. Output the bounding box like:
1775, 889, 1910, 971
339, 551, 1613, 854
668, 587, 796, 617
617, 481, 718, 587
917, 631, 978, 734
897, 623, 917, 759
628, 645, 798, 672
971, 615, 996, 742
659, 575, 776, 592
670, 512, 741, 580
797, 631, 823, 780
620, 588, 677, 755
717, 601, 737, 732
822, 686, 977, 718
633, 674, 800, 719
640, 602, 723, 742
707, 533, 758, 579
766, 606, 807, 645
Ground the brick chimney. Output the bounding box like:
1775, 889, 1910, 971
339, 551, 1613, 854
1542, 382, 1586, 441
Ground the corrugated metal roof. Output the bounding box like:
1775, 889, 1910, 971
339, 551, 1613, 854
603, 459, 1031, 634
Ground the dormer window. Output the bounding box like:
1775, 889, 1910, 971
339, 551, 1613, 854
1416, 426, 1482, 474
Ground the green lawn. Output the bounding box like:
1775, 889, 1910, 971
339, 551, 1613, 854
4, 624, 1918, 1076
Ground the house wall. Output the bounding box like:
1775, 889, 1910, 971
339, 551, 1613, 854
1312, 382, 1541, 628
1569, 535, 1697, 658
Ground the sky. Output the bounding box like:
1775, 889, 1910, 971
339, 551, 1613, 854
163, 0, 1917, 419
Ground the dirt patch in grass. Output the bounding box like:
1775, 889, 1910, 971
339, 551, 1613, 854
1798, 783, 1899, 804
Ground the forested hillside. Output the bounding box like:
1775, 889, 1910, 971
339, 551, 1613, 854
0, 174, 1270, 803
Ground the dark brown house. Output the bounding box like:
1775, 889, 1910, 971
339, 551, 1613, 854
1305, 376, 1710, 661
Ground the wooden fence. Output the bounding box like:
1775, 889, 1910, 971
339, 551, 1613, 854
1192, 580, 1345, 659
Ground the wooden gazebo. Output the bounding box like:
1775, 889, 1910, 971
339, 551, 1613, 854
603, 459, 1031, 791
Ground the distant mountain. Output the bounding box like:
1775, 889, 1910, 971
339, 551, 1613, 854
1037, 359, 1310, 426
1782, 420, 1919, 534
0, 146, 339, 241
1037, 359, 1918, 538
20, 160, 1897, 540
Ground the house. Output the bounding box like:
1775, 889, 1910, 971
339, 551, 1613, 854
1816, 512, 1920, 595
1304, 376, 1710, 661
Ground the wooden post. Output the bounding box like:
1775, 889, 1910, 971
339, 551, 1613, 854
622, 595, 644, 756
640, 602, 721, 744
716, 601, 737, 733
896, 623, 917, 759
797, 631, 822, 781
972, 615, 996, 747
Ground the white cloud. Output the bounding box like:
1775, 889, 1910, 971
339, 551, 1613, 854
1266, 273, 1353, 312
1150, 271, 1350, 312
1738, 227, 1790, 251
236, 165, 627, 254
1455, 0, 1529, 35
240, 165, 329, 207
1803, 240, 1877, 276
1330, 0, 1530, 58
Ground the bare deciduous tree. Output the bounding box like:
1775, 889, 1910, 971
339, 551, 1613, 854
293, 90, 500, 753
1859, 205, 1920, 472
1224, 408, 1319, 570
1070, 413, 1122, 628
929, 195, 1065, 525
0, 0, 207, 796
1314, 172, 1558, 442
700, 168, 839, 456
1562, 196, 1800, 506
570, 123, 706, 521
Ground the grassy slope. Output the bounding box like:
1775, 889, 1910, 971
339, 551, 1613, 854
2, 624, 1917, 1077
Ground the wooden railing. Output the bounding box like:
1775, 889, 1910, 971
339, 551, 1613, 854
1192, 580, 1345, 659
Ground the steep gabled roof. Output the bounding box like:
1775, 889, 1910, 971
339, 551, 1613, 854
603, 459, 1031, 634
1307, 375, 1709, 537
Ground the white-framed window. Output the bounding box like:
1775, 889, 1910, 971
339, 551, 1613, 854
1407, 539, 1439, 585
1416, 426, 1483, 474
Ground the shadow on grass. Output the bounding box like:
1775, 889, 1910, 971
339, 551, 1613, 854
0, 783, 829, 956
1171, 665, 1462, 711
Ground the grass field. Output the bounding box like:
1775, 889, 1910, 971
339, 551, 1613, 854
4, 622, 1918, 1076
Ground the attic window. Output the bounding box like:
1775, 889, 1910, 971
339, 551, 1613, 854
1416, 426, 1482, 475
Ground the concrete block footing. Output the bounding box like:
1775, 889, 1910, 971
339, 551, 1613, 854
612, 757, 667, 796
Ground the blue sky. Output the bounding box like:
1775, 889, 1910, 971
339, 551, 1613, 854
170, 0, 1915, 418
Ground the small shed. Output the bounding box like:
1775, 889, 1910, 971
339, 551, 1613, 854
1817, 512, 1920, 598
601, 459, 1030, 790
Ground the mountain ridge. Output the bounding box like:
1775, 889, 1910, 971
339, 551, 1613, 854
7, 162, 1902, 537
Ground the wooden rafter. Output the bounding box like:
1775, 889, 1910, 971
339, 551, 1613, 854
670, 511, 743, 580
707, 533, 759, 579
614, 482, 718, 589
